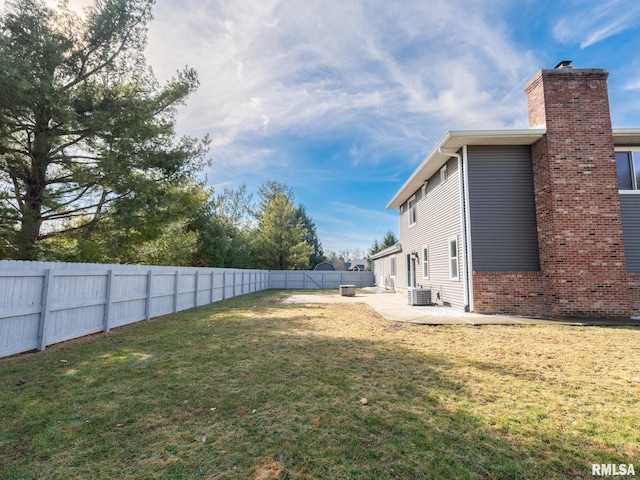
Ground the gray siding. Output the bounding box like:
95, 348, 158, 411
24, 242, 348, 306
467, 145, 540, 271
399, 157, 465, 309
620, 194, 640, 272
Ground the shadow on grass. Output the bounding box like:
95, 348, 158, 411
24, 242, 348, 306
1, 292, 637, 479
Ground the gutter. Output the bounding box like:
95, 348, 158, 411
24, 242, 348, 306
370, 242, 403, 261
462, 145, 473, 312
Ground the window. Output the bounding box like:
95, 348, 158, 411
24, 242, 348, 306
422, 246, 429, 279
616, 151, 640, 190
390, 256, 396, 277
440, 164, 448, 183
449, 237, 459, 281
408, 196, 417, 226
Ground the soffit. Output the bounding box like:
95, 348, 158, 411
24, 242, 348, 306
386, 129, 546, 209
613, 129, 640, 146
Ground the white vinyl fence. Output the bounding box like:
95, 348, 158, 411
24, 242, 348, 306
0, 261, 374, 358
268, 270, 374, 289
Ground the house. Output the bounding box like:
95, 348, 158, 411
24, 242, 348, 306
372, 63, 640, 319
345, 259, 368, 271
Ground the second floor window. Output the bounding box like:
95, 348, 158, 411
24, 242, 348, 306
616, 151, 640, 190
408, 196, 417, 225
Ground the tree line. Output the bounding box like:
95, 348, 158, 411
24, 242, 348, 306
0, 0, 325, 269
0, 0, 393, 270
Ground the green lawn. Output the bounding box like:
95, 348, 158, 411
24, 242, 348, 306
1, 290, 639, 479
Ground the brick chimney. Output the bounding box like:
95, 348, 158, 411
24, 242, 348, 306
525, 67, 630, 318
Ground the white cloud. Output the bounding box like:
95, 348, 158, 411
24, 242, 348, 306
552, 0, 640, 48
624, 79, 640, 91
3, 0, 538, 173
141, 0, 537, 168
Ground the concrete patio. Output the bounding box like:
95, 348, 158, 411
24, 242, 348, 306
281, 288, 640, 326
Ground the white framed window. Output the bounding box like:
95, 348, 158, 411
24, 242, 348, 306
390, 256, 397, 277
440, 164, 448, 183
448, 236, 459, 281
408, 196, 417, 226
615, 150, 640, 191
422, 245, 429, 279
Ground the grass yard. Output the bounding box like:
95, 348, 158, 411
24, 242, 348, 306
1, 290, 639, 479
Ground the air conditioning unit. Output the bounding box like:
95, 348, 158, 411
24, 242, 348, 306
408, 287, 431, 306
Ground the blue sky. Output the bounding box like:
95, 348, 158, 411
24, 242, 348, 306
39, 0, 640, 256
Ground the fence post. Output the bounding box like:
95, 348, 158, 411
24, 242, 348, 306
222, 271, 226, 300
145, 270, 153, 321
37, 269, 54, 351
194, 271, 199, 308
210, 271, 214, 304
103, 269, 114, 333
173, 270, 180, 313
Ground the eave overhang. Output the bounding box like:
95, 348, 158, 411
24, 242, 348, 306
386, 129, 546, 209
613, 128, 640, 146
370, 242, 403, 260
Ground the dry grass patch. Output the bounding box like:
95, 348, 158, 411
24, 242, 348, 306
1, 290, 639, 479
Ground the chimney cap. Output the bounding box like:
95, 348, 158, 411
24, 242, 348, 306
554, 60, 573, 69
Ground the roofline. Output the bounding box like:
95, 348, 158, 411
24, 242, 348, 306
386, 129, 546, 209
613, 128, 640, 145
370, 242, 402, 260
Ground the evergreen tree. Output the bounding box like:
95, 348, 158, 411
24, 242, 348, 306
367, 229, 398, 269
257, 192, 313, 270
381, 229, 398, 249
296, 204, 325, 268
0, 0, 208, 259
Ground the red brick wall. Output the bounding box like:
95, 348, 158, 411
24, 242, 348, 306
524, 68, 630, 318
473, 271, 545, 316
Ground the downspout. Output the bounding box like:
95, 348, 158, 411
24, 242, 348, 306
462, 145, 474, 312
439, 147, 470, 311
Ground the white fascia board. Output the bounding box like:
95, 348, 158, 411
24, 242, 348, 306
613, 129, 640, 146
370, 242, 403, 260
386, 129, 546, 209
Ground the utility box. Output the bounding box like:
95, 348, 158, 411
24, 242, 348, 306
340, 285, 356, 297
408, 288, 431, 306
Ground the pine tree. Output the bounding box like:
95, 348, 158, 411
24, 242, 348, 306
257, 192, 313, 270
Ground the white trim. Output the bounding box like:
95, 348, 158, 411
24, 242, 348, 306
619, 190, 640, 194
462, 145, 474, 311
386, 129, 546, 209
390, 256, 397, 278
614, 146, 640, 151
370, 242, 402, 261
408, 195, 417, 226
422, 245, 429, 279
615, 148, 640, 191
456, 153, 466, 308
449, 236, 459, 281
440, 164, 448, 183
